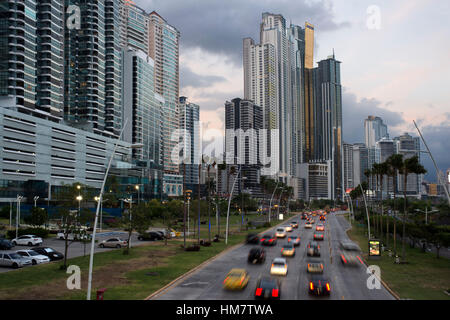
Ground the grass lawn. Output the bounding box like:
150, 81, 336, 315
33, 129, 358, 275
0, 214, 294, 300
345, 216, 450, 300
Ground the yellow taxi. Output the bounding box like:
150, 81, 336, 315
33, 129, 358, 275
223, 268, 250, 290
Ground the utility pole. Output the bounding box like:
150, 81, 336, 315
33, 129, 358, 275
198, 162, 201, 244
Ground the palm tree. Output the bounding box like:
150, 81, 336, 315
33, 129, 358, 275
386, 154, 403, 255
398, 155, 427, 262
378, 161, 389, 243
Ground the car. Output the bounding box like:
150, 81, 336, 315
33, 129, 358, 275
340, 241, 364, 266
98, 237, 128, 248
260, 233, 277, 246
275, 227, 286, 238
16, 249, 50, 265
316, 224, 325, 231
223, 268, 250, 290
11, 235, 42, 246
287, 235, 300, 246
313, 232, 324, 241
0, 239, 14, 250
137, 231, 164, 241
248, 248, 266, 264
319, 215, 326, 221
290, 221, 298, 229
305, 222, 312, 229
270, 258, 288, 276
246, 233, 260, 244
283, 225, 293, 232
307, 258, 324, 273
0, 252, 32, 268
308, 275, 331, 296
254, 277, 281, 300
307, 241, 321, 257
281, 243, 295, 257
32, 247, 64, 261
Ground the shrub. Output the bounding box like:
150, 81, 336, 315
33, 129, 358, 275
7, 227, 49, 239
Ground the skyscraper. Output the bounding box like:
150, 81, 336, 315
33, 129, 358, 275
64, 0, 107, 136
0, 0, 64, 121
148, 11, 182, 197
343, 143, 354, 191
313, 54, 343, 200
224, 98, 263, 195
365, 116, 389, 148
179, 96, 200, 186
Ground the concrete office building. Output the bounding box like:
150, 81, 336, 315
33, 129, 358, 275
0, 107, 136, 202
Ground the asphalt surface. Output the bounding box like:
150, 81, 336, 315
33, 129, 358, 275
152, 212, 395, 300
0, 231, 152, 273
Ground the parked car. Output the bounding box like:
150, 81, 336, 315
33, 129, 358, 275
98, 238, 128, 248
0, 239, 14, 250
11, 235, 42, 246
16, 249, 50, 265
32, 247, 64, 261
0, 252, 32, 268
137, 232, 164, 241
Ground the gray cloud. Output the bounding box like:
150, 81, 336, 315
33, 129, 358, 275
180, 66, 226, 88
342, 89, 406, 144
417, 123, 450, 182
135, 0, 350, 65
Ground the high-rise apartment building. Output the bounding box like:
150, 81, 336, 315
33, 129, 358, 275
343, 143, 354, 192
224, 98, 263, 195
0, 0, 64, 121
179, 96, 200, 186
120, 0, 149, 53
365, 116, 389, 148
64, 0, 107, 136
352, 143, 369, 187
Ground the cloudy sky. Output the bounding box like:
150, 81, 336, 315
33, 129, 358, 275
136, 0, 450, 182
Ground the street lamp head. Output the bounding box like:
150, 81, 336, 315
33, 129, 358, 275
77, 185, 81, 190
94, 196, 99, 201
135, 185, 140, 190
76, 195, 83, 201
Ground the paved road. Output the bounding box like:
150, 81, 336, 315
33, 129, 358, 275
0, 231, 154, 273
152, 212, 395, 300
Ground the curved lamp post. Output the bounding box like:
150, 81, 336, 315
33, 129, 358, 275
86, 118, 143, 300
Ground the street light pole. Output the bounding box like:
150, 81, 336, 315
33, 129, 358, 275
16, 195, 23, 239
87, 118, 143, 300
269, 175, 280, 223
225, 165, 241, 245
360, 184, 371, 239
34, 196, 39, 208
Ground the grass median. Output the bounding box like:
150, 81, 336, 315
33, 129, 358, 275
344, 214, 450, 300
0, 213, 294, 300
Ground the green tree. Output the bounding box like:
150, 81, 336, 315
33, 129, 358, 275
28, 207, 48, 227
122, 202, 152, 254
386, 154, 404, 255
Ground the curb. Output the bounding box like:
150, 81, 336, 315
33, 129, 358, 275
340, 216, 400, 300
144, 215, 296, 300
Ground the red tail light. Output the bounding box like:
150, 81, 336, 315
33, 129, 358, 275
341, 254, 347, 264
260, 239, 265, 242
357, 256, 364, 264
255, 288, 262, 296
239, 277, 244, 285
326, 283, 331, 291
310, 282, 314, 290
272, 289, 279, 297
223, 277, 229, 284
269, 239, 273, 242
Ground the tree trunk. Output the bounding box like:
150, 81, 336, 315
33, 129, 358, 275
393, 174, 397, 256
401, 173, 408, 262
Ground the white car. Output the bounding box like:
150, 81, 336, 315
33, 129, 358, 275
283, 225, 293, 232
304, 222, 312, 229
270, 258, 288, 276
275, 227, 286, 238
0, 252, 32, 268
11, 235, 43, 246
16, 249, 50, 265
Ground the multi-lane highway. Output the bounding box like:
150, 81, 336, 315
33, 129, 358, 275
151, 212, 395, 300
